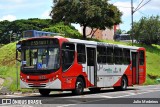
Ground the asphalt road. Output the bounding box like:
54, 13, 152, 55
0, 85, 160, 107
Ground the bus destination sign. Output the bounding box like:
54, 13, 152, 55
22, 39, 58, 46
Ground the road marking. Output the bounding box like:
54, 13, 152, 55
3, 95, 23, 98
127, 92, 136, 95
115, 89, 160, 98
57, 104, 77, 107
100, 95, 114, 98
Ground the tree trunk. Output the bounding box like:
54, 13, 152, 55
83, 25, 86, 39
91, 28, 98, 38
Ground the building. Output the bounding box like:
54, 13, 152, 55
83, 25, 119, 40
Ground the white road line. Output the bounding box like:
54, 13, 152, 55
3, 95, 23, 98
115, 89, 160, 98
101, 95, 114, 98
57, 104, 77, 107
0, 105, 34, 107
57, 90, 160, 107
127, 92, 136, 95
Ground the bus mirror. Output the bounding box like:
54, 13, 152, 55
16, 43, 21, 62
16, 49, 21, 62
16, 44, 21, 52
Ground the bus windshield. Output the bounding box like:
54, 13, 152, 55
21, 47, 60, 70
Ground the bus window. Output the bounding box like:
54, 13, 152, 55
114, 48, 123, 64
123, 49, 130, 64
77, 44, 86, 64
62, 43, 75, 71
106, 47, 114, 64
22, 48, 60, 70
139, 51, 144, 65
24, 49, 38, 68
97, 46, 106, 64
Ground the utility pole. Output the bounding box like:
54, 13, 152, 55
131, 0, 134, 46
131, 0, 151, 46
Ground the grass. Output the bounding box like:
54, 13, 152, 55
0, 42, 34, 92
0, 40, 160, 92
0, 42, 16, 66
0, 66, 36, 92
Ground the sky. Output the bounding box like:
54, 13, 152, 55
0, 0, 160, 32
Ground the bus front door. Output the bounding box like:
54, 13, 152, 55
87, 47, 96, 86
132, 52, 139, 84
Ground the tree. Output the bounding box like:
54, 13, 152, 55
0, 20, 11, 44
50, 0, 122, 39
0, 18, 52, 44
132, 16, 160, 45
43, 22, 81, 38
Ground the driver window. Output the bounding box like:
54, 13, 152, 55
62, 43, 75, 72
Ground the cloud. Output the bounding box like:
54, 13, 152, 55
113, 1, 131, 17
0, 15, 17, 21
141, 0, 160, 11
5, 0, 25, 3
41, 10, 51, 19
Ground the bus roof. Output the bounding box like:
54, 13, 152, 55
19, 36, 143, 50
66, 37, 142, 50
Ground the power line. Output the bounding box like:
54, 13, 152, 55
134, 0, 151, 13
134, 0, 144, 12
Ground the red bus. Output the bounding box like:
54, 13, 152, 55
16, 31, 146, 96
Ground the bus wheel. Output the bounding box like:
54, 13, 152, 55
114, 76, 127, 91
72, 78, 84, 95
121, 76, 127, 91
39, 89, 50, 96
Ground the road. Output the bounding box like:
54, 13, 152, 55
0, 85, 160, 107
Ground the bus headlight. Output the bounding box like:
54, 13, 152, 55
27, 76, 30, 79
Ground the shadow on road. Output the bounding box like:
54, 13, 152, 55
26, 87, 137, 98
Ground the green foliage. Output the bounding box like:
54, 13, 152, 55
43, 22, 82, 38
133, 15, 160, 45
50, 0, 122, 38
0, 18, 52, 44
0, 20, 12, 43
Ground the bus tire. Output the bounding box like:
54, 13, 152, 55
114, 76, 127, 91
72, 77, 84, 95
39, 89, 50, 96
120, 76, 127, 91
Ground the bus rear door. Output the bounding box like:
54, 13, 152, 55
86, 47, 97, 86
131, 52, 139, 84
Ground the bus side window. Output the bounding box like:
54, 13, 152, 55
114, 48, 123, 64
123, 49, 130, 64
77, 44, 86, 64
62, 43, 75, 72
97, 46, 106, 64
139, 51, 144, 65
106, 47, 114, 64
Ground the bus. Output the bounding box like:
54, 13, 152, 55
114, 34, 137, 43
23, 30, 59, 38
16, 31, 146, 96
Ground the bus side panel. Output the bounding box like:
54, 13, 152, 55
61, 52, 93, 90
113, 64, 133, 87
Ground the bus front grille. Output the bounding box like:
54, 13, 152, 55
28, 83, 46, 87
